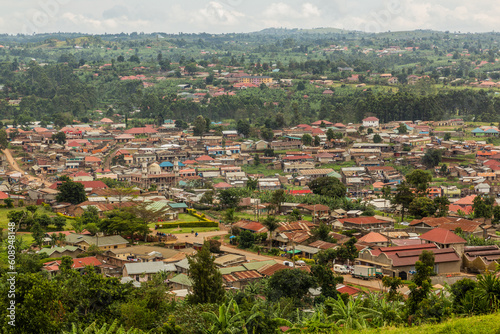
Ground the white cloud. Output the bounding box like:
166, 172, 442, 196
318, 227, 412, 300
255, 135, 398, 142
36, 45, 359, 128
193, 2, 245, 26
1, 1, 500, 34
262, 2, 320, 20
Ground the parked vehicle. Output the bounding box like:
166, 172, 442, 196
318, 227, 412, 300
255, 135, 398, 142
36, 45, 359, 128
375, 268, 384, 278
333, 264, 350, 274
352, 265, 376, 280
283, 261, 294, 267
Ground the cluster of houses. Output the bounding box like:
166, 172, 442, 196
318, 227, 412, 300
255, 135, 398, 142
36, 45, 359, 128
0, 115, 499, 215
39, 210, 500, 297
1, 114, 499, 294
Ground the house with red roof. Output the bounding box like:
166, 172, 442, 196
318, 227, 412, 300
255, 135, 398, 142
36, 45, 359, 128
213, 182, 232, 190
42, 256, 102, 275
84, 156, 102, 167
0, 191, 9, 203
99, 118, 113, 124
358, 232, 390, 247
124, 127, 158, 136
196, 155, 215, 162
419, 228, 466, 255
362, 117, 379, 128
233, 219, 268, 234
336, 284, 361, 296
311, 120, 333, 126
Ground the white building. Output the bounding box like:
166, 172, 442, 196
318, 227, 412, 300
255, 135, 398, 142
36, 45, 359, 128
362, 117, 380, 128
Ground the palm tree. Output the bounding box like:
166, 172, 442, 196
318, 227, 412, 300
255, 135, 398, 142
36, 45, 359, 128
325, 296, 380, 330
364, 293, 403, 327
50, 233, 57, 247
262, 216, 280, 249
202, 299, 245, 334
57, 233, 66, 247
244, 302, 292, 333
476, 272, 500, 311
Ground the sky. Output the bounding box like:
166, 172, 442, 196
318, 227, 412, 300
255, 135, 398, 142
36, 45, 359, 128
3, 0, 500, 35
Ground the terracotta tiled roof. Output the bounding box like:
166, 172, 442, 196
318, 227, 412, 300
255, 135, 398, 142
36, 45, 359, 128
336, 284, 361, 296
43, 256, 102, 271
454, 195, 476, 206
419, 228, 466, 244
358, 232, 389, 244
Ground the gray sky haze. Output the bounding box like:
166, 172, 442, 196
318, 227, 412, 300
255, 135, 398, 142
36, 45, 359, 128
2, 0, 500, 35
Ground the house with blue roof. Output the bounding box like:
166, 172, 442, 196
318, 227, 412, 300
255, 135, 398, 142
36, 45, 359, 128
471, 127, 485, 136
159, 161, 185, 172
484, 128, 499, 136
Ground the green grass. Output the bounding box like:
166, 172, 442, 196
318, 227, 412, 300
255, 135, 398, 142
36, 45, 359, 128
355, 312, 500, 334
155, 227, 219, 234
241, 164, 284, 176
176, 213, 203, 222
321, 160, 356, 171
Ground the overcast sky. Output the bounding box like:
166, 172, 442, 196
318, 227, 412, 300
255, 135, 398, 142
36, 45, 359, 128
3, 0, 500, 35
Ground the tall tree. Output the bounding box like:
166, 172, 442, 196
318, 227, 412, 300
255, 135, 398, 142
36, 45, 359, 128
308, 177, 346, 198
392, 182, 414, 222
0, 129, 8, 149
406, 170, 432, 195
56, 180, 87, 204
193, 115, 207, 137
271, 189, 286, 213
262, 216, 279, 249
422, 149, 443, 169
407, 250, 435, 315
187, 242, 225, 304
236, 119, 250, 137
51, 131, 67, 145
301, 134, 313, 146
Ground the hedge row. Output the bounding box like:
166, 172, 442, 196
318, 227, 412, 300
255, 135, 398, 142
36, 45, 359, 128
156, 221, 219, 229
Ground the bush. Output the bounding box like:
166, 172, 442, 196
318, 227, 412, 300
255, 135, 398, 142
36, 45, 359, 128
267, 248, 280, 256
156, 221, 218, 229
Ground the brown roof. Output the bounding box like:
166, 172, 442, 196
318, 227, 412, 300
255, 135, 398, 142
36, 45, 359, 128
308, 240, 338, 249
339, 217, 387, 225
409, 217, 452, 227
221, 269, 263, 284
390, 248, 460, 267
259, 263, 290, 276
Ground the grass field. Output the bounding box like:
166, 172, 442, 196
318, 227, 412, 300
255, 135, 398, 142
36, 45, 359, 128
355, 312, 500, 334
155, 227, 220, 234
241, 164, 284, 176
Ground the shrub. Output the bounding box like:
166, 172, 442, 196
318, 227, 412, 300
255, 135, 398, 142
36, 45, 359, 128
267, 248, 280, 256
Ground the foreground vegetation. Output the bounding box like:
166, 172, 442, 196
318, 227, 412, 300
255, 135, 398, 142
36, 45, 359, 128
3, 236, 500, 334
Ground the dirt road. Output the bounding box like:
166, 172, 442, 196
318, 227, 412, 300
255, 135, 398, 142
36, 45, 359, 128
2, 149, 49, 186
176, 230, 285, 262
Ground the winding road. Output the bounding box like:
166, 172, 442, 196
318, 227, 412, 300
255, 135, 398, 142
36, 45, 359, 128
2, 149, 49, 186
